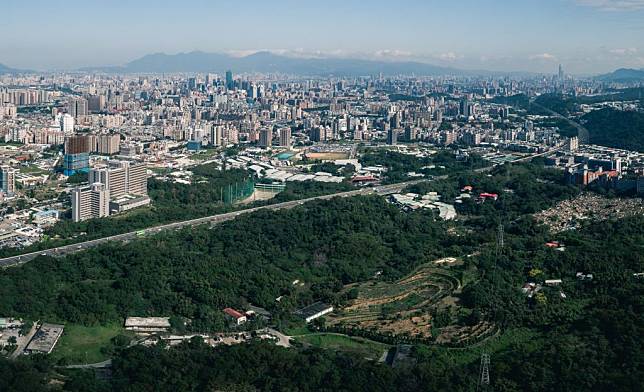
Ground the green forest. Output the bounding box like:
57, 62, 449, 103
1, 161, 643, 391
582, 108, 644, 152
0, 164, 355, 258
530, 92, 644, 152
360, 149, 488, 183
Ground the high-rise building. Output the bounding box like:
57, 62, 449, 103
210, 125, 223, 146
259, 128, 272, 148
65, 135, 91, 154
404, 126, 418, 142
387, 128, 399, 145
58, 113, 75, 133
0, 166, 17, 197
226, 70, 234, 90
279, 127, 291, 148
69, 98, 88, 118
89, 161, 148, 200
63, 135, 92, 175
567, 136, 579, 152
460, 98, 471, 117
247, 84, 258, 99
97, 134, 120, 155
71, 183, 110, 222
88, 95, 106, 112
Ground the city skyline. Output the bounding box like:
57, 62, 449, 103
2, 0, 644, 74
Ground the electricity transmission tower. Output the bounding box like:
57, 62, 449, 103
477, 353, 491, 390
496, 223, 504, 254
476, 224, 502, 390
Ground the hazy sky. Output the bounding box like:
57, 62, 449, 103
2, 0, 644, 74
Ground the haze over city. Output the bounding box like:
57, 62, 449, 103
2, 0, 644, 73
1, 1, 644, 391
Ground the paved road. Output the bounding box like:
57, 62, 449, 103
0, 180, 424, 268
10, 321, 37, 359
530, 98, 590, 144
63, 359, 112, 369
0, 150, 558, 270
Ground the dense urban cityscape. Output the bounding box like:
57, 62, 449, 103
1, 1, 644, 391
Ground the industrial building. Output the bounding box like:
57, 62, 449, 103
294, 302, 334, 323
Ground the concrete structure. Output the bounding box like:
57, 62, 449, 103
58, 113, 74, 133
124, 317, 171, 334
25, 323, 64, 354
295, 302, 334, 323
259, 128, 272, 148
0, 166, 17, 196
97, 134, 120, 155
279, 127, 291, 148
71, 183, 110, 222
110, 194, 151, 213
89, 161, 148, 199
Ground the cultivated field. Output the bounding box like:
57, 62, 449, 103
327, 261, 462, 340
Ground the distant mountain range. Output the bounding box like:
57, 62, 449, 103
0, 63, 30, 74
80, 51, 475, 76
596, 68, 644, 83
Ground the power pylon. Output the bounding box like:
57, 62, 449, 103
477, 353, 490, 390
496, 223, 504, 253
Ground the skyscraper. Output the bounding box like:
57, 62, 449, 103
97, 134, 120, 155
0, 166, 17, 197
387, 128, 399, 145
259, 128, 272, 147
63, 135, 91, 175
279, 128, 291, 148
226, 70, 234, 90
69, 97, 88, 118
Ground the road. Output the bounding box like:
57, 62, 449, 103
0, 180, 425, 268
530, 98, 590, 144
0, 150, 558, 269
10, 321, 37, 359
63, 359, 112, 369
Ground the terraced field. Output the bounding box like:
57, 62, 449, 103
327, 261, 462, 340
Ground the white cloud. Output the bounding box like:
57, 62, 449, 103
435, 52, 461, 62
529, 53, 557, 61
608, 47, 638, 55
373, 49, 413, 59
575, 0, 644, 10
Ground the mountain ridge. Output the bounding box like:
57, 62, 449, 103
596, 68, 644, 82
80, 51, 484, 76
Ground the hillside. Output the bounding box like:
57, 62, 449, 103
597, 68, 644, 83
0, 63, 29, 74
83, 51, 467, 76
582, 108, 644, 152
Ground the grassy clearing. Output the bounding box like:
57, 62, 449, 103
435, 328, 540, 366
20, 165, 48, 175
296, 333, 390, 360
189, 149, 219, 161
51, 324, 130, 364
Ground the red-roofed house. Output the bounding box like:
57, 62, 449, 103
223, 308, 247, 325
479, 193, 498, 200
